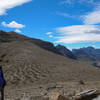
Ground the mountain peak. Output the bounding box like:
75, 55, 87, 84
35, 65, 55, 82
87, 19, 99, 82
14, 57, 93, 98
72, 47, 100, 61
87, 46, 95, 49
56, 44, 77, 59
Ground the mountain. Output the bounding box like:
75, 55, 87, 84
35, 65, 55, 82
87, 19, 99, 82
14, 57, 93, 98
72, 47, 100, 61
0, 30, 100, 86
56, 45, 76, 59
0, 30, 61, 55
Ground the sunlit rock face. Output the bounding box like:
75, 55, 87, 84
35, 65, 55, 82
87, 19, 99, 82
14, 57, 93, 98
93, 95, 100, 100
75, 90, 100, 100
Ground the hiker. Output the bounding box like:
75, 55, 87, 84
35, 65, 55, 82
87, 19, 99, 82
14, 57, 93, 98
0, 65, 6, 100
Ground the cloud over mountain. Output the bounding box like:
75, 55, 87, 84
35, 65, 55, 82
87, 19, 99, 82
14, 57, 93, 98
2, 21, 25, 29
55, 0, 100, 44
1, 21, 25, 33
55, 25, 100, 43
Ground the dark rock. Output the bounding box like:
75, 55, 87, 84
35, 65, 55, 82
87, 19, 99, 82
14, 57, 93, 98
56, 45, 77, 59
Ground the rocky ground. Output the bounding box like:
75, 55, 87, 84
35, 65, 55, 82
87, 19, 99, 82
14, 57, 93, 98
4, 81, 100, 100
0, 31, 100, 100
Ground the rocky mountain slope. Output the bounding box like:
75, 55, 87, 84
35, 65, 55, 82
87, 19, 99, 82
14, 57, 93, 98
0, 30, 61, 55
72, 47, 100, 61
56, 45, 76, 60
0, 30, 100, 86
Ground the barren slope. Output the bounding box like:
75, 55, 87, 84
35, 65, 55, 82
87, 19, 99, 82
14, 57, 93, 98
0, 31, 100, 86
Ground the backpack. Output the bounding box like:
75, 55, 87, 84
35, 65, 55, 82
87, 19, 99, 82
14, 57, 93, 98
0, 69, 6, 86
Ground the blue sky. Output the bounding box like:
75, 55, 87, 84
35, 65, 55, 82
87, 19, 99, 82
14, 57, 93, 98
0, 0, 100, 49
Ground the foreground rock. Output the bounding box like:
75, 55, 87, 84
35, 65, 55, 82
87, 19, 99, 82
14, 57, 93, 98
75, 90, 100, 100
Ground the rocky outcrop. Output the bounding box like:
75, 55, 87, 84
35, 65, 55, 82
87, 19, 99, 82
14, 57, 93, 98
75, 90, 100, 100
56, 45, 76, 59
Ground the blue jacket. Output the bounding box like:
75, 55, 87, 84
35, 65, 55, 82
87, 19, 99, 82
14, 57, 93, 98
0, 69, 6, 86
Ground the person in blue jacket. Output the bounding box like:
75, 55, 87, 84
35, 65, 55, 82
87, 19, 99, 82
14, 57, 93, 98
0, 65, 6, 100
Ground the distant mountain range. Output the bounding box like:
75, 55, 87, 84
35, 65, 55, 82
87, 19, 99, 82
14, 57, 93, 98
72, 47, 100, 61
0, 30, 100, 85
55, 44, 100, 61
55, 43, 100, 68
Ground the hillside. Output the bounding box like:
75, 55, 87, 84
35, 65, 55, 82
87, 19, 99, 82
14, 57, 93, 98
0, 30, 61, 55
0, 31, 100, 86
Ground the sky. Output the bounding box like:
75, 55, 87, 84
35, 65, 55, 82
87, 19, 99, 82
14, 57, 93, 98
0, 0, 100, 49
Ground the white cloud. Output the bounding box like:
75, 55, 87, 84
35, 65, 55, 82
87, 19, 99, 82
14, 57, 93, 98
46, 32, 52, 35
83, 11, 100, 25
60, 0, 100, 25
56, 12, 75, 18
49, 35, 53, 38
57, 1, 100, 44
0, 0, 31, 15
56, 0, 100, 44
1, 21, 25, 28
55, 25, 100, 43
60, 0, 94, 5
80, 1, 100, 25
15, 29, 21, 33
46, 32, 53, 38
